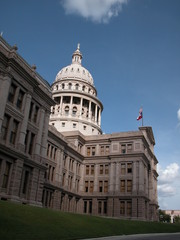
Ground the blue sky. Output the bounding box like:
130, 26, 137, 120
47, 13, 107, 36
1, 0, 180, 210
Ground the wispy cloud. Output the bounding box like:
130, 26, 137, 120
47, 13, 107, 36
60, 0, 128, 23
158, 163, 180, 198
177, 108, 180, 121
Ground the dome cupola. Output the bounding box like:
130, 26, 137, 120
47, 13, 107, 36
72, 43, 82, 65
50, 44, 103, 136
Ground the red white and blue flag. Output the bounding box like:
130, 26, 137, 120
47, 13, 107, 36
137, 108, 143, 121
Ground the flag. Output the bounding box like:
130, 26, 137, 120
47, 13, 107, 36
137, 108, 143, 121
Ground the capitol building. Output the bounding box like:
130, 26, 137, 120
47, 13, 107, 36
0, 36, 159, 221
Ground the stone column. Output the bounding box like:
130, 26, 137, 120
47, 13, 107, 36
35, 108, 45, 157
0, 74, 11, 132
60, 96, 63, 115
69, 96, 73, 115
88, 100, 91, 120
79, 97, 83, 118
139, 161, 144, 194
9, 159, 23, 201
59, 150, 64, 185
132, 161, 137, 194
72, 160, 77, 191
98, 108, 101, 126
95, 104, 97, 123
79, 164, 85, 192
94, 164, 99, 192
55, 149, 61, 185
41, 112, 50, 161
18, 93, 32, 151
109, 162, 115, 194
115, 162, 120, 192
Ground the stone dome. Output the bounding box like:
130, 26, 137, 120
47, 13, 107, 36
55, 44, 94, 85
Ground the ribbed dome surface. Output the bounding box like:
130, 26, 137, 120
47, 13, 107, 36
54, 44, 94, 85
55, 63, 94, 85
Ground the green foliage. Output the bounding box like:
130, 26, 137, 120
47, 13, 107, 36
0, 201, 180, 240
174, 216, 180, 223
159, 209, 171, 223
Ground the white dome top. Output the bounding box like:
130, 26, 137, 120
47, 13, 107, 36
55, 44, 94, 85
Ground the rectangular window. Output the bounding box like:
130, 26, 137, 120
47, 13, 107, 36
16, 89, 24, 109
120, 180, 125, 192
99, 181, 103, 192
85, 181, 88, 192
22, 170, 29, 194
28, 133, 35, 155
120, 201, 125, 215
127, 144, 132, 153
127, 163, 132, 173
29, 102, 34, 120
25, 130, 30, 152
127, 201, 132, 216
104, 201, 107, 214
86, 165, 89, 175
90, 181, 94, 193
127, 180, 132, 192
91, 165, 94, 175
62, 173, 65, 186
10, 119, 19, 144
63, 155, 66, 167
2, 162, 11, 188
104, 181, 108, 193
98, 201, 102, 214
105, 165, 109, 174
121, 163, 126, 174
100, 146, 104, 155
105, 146, 109, 154
84, 201, 87, 213
1, 114, 10, 140
87, 147, 90, 156
33, 106, 39, 123
89, 201, 92, 214
92, 147, 95, 156
121, 144, 126, 154
8, 83, 16, 103
100, 165, 103, 174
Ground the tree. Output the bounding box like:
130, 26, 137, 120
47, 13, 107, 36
174, 215, 180, 223
159, 209, 171, 223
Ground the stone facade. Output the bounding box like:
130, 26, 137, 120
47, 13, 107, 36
0, 36, 159, 221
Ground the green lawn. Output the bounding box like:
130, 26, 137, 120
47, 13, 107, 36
0, 200, 180, 240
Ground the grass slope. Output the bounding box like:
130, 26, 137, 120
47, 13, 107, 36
0, 200, 180, 240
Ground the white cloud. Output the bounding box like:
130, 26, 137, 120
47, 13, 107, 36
158, 163, 179, 184
158, 163, 180, 199
158, 184, 176, 197
60, 0, 128, 23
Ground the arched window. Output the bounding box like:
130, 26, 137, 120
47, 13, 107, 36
72, 106, 77, 116
82, 86, 85, 92
62, 83, 65, 89
64, 106, 69, 115
68, 83, 72, 90
75, 84, 79, 90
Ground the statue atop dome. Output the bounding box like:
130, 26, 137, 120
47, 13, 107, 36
72, 43, 82, 65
